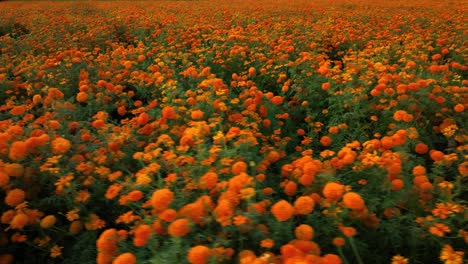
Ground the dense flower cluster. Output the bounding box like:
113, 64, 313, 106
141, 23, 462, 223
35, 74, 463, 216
0, 0, 466, 263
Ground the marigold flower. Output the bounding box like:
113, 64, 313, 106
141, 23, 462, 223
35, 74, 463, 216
294, 196, 315, 215
339, 226, 357, 237
50, 245, 62, 258
151, 188, 174, 213
414, 143, 428, 154
9, 213, 29, 229
191, 110, 204, 120
429, 223, 451, 237
342, 192, 365, 211
430, 150, 444, 161
113, 253, 136, 264
127, 190, 144, 202
198, 172, 218, 189
391, 255, 409, 264
280, 244, 302, 258
168, 218, 191, 237
133, 224, 152, 247
320, 136, 332, 146
290, 240, 321, 255
8, 141, 28, 161
440, 244, 464, 264
295, 224, 314, 240
5, 189, 25, 207
40, 215, 57, 229
187, 245, 211, 264
322, 182, 345, 202
332, 237, 345, 247
391, 179, 404, 191
69, 221, 83, 235
260, 238, 274, 248
76, 91, 89, 103
321, 254, 342, 264
412, 165, 426, 176
4, 163, 25, 177
231, 161, 247, 175
162, 106, 177, 119
271, 200, 295, 221
96, 228, 118, 255
284, 181, 297, 196
270, 95, 284, 105
0, 170, 9, 186
453, 104, 464, 113
51, 137, 71, 154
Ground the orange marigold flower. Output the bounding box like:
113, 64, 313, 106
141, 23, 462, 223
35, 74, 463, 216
271, 200, 295, 221
8, 141, 28, 161
40, 215, 57, 229
391, 179, 405, 191
50, 245, 62, 258
284, 181, 297, 196
260, 238, 275, 248
96, 229, 118, 260
270, 95, 284, 105
280, 244, 302, 258
159, 209, 178, 222
430, 150, 444, 162
294, 196, 315, 215
69, 221, 83, 235
231, 161, 247, 175
127, 190, 144, 202
133, 224, 152, 247
322, 254, 342, 264
332, 237, 345, 247
105, 184, 123, 200
320, 136, 332, 146
191, 110, 204, 120
76, 91, 89, 103
342, 192, 366, 211
429, 223, 451, 237
0, 170, 9, 186
290, 240, 321, 255
151, 188, 174, 213
187, 245, 211, 264
4, 163, 25, 177
5, 189, 25, 207
440, 244, 464, 264
168, 218, 191, 237
414, 143, 428, 154
322, 182, 345, 202
339, 226, 357, 237
453, 104, 464, 113
9, 213, 29, 229
295, 224, 314, 240
391, 255, 409, 264
412, 165, 426, 176
113, 253, 136, 264
51, 137, 71, 155
198, 172, 218, 189
162, 106, 177, 119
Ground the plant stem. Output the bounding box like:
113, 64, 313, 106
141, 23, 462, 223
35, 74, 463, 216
348, 237, 364, 264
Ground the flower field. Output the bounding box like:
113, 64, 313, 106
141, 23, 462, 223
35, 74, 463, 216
0, 0, 467, 263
